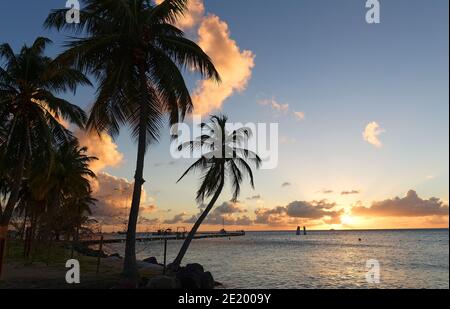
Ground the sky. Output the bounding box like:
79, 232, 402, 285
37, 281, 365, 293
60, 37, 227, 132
0, 0, 448, 231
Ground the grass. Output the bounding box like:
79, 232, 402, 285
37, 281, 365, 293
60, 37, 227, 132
0, 239, 160, 289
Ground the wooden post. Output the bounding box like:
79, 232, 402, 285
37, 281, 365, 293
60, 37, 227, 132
96, 235, 104, 274
163, 236, 168, 275
24, 227, 32, 260
0, 225, 7, 278
46, 236, 53, 266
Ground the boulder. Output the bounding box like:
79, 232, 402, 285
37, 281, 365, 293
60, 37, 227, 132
186, 263, 204, 273
143, 257, 158, 264
175, 263, 215, 289
147, 275, 180, 289
176, 269, 202, 289
200, 271, 215, 289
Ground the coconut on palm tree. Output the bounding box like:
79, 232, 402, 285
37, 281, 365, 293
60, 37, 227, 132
0, 37, 91, 266
172, 115, 261, 268
44, 0, 220, 281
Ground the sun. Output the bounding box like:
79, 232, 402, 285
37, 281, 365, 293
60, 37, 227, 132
340, 215, 355, 226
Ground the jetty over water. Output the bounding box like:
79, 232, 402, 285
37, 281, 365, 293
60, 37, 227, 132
82, 231, 246, 246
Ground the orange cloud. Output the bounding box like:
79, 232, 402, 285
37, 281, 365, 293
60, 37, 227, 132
293, 111, 305, 121
91, 172, 156, 225
258, 98, 290, 114
156, 0, 255, 115
352, 190, 449, 217
75, 130, 123, 173
167, 0, 205, 30
192, 15, 255, 115
363, 121, 385, 148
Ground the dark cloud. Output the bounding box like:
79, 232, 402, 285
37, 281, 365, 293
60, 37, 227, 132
341, 190, 360, 195
286, 200, 339, 219
254, 200, 341, 226
254, 207, 290, 225
352, 190, 449, 217
180, 202, 252, 226
281, 182, 291, 187
247, 195, 261, 200
91, 172, 155, 224
163, 213, 187, 224
138, 217, 160, 225
214, 202, 247, 214
319, 189, 334, 194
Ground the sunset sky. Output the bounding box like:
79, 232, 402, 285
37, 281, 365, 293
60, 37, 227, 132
1, 0, 448, 231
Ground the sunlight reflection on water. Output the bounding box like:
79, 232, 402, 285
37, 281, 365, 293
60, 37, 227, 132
104, 229, 449, 289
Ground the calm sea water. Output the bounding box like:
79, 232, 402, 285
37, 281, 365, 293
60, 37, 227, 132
104, 229, 449, 289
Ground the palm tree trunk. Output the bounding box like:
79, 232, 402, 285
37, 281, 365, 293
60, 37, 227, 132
0, 150, 26, 227
0, 150, 26, 277
172, 179, 225, 268
122, 66, 149, 282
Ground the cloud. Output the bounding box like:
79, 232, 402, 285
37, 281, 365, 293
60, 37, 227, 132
156, 0, 255, 115
53, 113, 124, 173
138, 217, 160, 225
91, 172, 156, 224
318, 189, 334, 194
281, 182, 291, 187
352, 190, 449, 217
258, 98, 290, 114
202, 202, 251, 225
363, 121, 385, 148
341, 190, 360, 195
166, 202, 251, 226
171, 0, 205, 30
164, 212, 188, 224
75, 130, 124, 173
214, 201, 246, 214
280, 136, 297, 145
286, 200, 339, 219
254, 200, 342, 226
192, 15, 255, 115
293, 111, 305, 121
247, 195, 261, 201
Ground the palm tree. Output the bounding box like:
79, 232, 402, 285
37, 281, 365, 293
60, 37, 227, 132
0, 37, 90, 242
172, 115, 261, 268
29, 139, 96, 240
45, 0, 220, 281
30, 139, 96, 211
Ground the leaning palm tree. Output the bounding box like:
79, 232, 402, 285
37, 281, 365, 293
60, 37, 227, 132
172, 115, 261, 268
0, 37, 90, 247
45, 0, 219, 281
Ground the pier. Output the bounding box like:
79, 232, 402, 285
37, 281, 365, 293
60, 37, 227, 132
81, 231, 246, 246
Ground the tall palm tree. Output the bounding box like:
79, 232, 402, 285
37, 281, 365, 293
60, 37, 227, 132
45, 0, 220, 281
172, 115, 261, 268
0, 37, 90, 238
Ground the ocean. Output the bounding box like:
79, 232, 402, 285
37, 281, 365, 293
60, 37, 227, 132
103, 229, 449, 289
